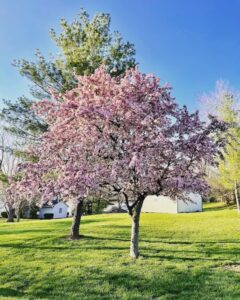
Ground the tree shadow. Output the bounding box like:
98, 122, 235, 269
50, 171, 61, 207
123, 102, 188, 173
141, 253, 234, 262
203, 204, 236, 212
102, 267, 240, 299
143, 247, 240, 257
1, 264, 239, 299
141, 238, 240, 245
0, 228, 54, 235
83, 234, 129, 242
0, 287, 24, 298
1, 233, 240, 257
1, 225, 240, 299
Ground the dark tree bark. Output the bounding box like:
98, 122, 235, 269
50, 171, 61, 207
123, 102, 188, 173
129, 196, 144, 258
70, 199, 84, 239
7, 207, 15, 223
16, 205, 22, 222
234, 181, 240, 211
16, 212, 20, 222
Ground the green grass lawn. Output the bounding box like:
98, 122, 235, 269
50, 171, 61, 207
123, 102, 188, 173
0, 203, 240, 300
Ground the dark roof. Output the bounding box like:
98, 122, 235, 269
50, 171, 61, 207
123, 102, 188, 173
41, 204, 54, 208
41, 198, 68, 208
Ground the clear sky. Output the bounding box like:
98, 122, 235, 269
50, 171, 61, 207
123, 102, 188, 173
1, 0, 240, 111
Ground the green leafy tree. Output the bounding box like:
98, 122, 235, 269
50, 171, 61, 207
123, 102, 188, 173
219, 137, 240, 210
200, 81, 240, 209
0, 129, 22, 221
1, 9, 136, 140
218, 97, 240, 210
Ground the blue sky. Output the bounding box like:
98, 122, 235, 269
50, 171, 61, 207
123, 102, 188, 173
1, 0, 240, 111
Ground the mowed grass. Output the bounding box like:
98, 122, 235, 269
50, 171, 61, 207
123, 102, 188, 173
0, 203, 240, 299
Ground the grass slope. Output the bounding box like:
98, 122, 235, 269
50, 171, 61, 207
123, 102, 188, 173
0, 203, 240, 300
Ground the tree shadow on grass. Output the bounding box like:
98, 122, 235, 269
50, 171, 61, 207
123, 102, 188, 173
0, 287, 24, 298
141, 252, 235, 262
102, 267, 240, 299
142, 246, 240, 257
203, 204, 236, 212
141, 238, 240, 245
0, 233, 130, 252
1, 233, 240, 256
0, 228, 54, 236
83, 234, 129, 242
0, 218, 112, 239
1, 264, 240, 299
1, 242, 238, 266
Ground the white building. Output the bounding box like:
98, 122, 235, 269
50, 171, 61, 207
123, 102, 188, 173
38, 199, 69, 219
142, 193, 202, 213
103, 201, 128, 213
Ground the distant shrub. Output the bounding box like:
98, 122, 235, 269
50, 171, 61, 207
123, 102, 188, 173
44, 213, 54, 219
83, 198, 109, 215
1, 212, 8, 218
29, 203, 39, 219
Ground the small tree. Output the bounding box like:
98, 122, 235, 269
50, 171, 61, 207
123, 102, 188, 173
200, 81, 240, 209
7, 148, 106, 238
218, 138, 240, 210
0, 130, 23, 222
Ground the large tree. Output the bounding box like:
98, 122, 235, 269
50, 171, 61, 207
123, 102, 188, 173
8, 67, 226, 257
1, 9, 136, 140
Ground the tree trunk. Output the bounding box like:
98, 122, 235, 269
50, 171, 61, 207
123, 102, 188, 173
130, 197, 144, 259
16, 211, 20, 222
70, 199, 84, 239
234, 181, 240, 211
7, 207, 14, 223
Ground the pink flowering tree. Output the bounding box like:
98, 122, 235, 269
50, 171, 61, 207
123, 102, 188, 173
7, 146, 105, 238
8, 66, 226, 256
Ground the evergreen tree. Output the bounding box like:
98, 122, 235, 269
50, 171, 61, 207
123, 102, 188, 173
1, 9, 136, 140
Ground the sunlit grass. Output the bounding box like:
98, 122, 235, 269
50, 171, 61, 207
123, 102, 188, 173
0, 203, 240, 299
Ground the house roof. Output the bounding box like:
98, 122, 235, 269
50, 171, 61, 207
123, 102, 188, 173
41, 198, 69, 208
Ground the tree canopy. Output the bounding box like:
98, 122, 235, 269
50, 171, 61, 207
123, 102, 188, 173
1, 9, 136, 140
200, 81, 240, 209
7, 66, 226, 257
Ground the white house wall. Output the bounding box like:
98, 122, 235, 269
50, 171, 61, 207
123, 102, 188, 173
142, 193, 202, 214
177, 193, 202, 213
103, 202, 128, 213
39, 207, 53, 219
142, 195, 178, 213
39, 202, 69, 219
